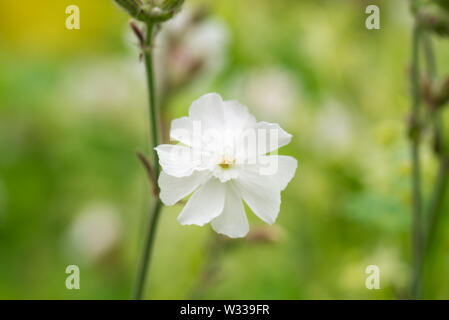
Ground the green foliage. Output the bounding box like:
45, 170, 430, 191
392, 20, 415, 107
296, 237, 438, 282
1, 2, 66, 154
434, 0, 449, 12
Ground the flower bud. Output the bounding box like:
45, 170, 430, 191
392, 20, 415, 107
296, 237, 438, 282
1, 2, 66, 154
160, 0, 185, 12
113, 0, 185, 24
417, 6, 449, 37
113, 0, 144, 20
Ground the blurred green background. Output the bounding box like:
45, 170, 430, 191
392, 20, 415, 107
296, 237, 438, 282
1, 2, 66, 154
1, 0, 449, 299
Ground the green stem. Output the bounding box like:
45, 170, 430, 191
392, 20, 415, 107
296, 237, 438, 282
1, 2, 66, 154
424, 158, 449, 252
423, 35, 436, 79
133, 200, 163, 299
423, 35, 444, 157
132, 23, 163, 300
421, 31, 449, 261
144, 24, 161, 181
415, 32, 449, 298
410, 23, 423, 300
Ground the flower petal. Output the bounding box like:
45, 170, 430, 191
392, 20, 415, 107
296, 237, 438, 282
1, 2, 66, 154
177, 177, 226, 226
255, 121, 292, 155
211, 185, 249, 238
155, 144, 203, 177
233, 171, 281, 225
170, 116, 195, 146
260, 155, 297, 190
223, 99, 256, 130
158, 171, 210, 206
189, 93, 225, 129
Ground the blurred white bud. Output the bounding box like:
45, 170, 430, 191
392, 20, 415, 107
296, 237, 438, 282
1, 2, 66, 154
235, 68, 299, 122
154, 8, 230, 90
64, 203, 121, 264
60, 58, 145, 113
314, 101, 354, 154
182, 19, 229, 72
339, 247, 407, 292
365, 247, 408, 288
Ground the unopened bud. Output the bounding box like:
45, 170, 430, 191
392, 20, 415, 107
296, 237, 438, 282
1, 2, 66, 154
417, 7, 449, 37
113, 0, 184, 24
161, 0, 185, 12
113, 0, 142, 19
151, 7, 163, 16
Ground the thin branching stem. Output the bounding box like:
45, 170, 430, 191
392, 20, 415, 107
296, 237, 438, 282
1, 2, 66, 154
424, 159, 449, 252
422, 34, 449, 262
410, 23, 423, 300
143, 24, 161, 181
133, 199, 163, 299
132, 23, 163, 300
410, 29, 449, 299
423, 35, 444, 156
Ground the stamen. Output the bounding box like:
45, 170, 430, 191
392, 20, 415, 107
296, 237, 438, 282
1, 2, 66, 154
219, 155, 235, 169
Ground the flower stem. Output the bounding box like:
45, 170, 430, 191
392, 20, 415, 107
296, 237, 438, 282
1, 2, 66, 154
133, 200, 163, 299
410, 23, 423, 300
143, 24, 161, 181
132, 22, 163, 300
423, 35, 436, 79
421, 33, 449, 279
411, 29, 449, 299
424, 158, 449, 252
423, 35, 443, 156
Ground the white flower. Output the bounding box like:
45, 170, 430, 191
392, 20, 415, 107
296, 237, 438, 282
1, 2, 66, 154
155, 93, 297, 238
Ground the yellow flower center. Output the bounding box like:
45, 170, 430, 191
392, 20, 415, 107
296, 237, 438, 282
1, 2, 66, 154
218, 155, 235, 169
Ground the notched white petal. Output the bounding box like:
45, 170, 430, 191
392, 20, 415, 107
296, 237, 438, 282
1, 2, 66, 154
255, 121, 292, 155
158, 171, 210, 206
260, 155, 297, 190
189, 92, 225, 129
177, 178, 226, 226
223, 99, 256, 130
211, 185, 249, 238
155, 144, 202, 177
170, 117, 195, 147
233, 171, 281, 225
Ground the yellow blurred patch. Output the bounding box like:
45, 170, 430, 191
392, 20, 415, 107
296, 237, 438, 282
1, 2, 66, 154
0, 0, 127, 54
